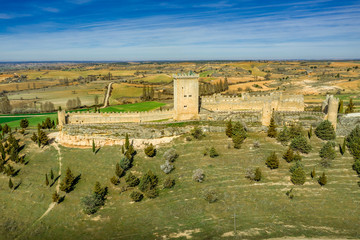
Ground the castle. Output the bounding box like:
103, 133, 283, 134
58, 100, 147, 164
58, 72, 338, 129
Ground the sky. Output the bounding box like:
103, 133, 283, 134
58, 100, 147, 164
0, 0, 359, 61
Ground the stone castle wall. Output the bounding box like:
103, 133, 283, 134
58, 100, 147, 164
274, 111, 325, 127
62, 109, 174, 125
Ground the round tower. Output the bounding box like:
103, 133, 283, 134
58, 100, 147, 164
327, 95, 339, 130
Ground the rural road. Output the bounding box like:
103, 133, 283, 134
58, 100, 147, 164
102, 82, 113, 108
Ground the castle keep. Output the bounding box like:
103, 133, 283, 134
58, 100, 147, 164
58, 72, 338, 129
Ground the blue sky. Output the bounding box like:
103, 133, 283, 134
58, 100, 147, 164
0, 0, 359, 61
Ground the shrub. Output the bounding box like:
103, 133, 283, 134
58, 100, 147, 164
283, 148, 294, 163
319, 141, 336, 167
315, 120, 336, 140
265, 152, 279, 169
160, 160, 174, 174
277, 126, 291, 145
245, 168, 262, 181
318, 172, 327, 186
308, 126, 313, 139
345, 126, 360, 160
186, 136, 192, 141
139, 170, 158, 192
254, 168, 262, 181
290, 135, 312, 154
144, 188, 159, 199
232, 122, 247, 149
130, 191, 143, 202
20, 119, 29, 129
191, 126, 204, 139
209, 147, 219, 158
202, 189, 218, 203
286, 188, 294, 199
144, 144, 156, 157
289, 160, 304, 174
193, 169, 205, 182
267, 116, 277, 138
163, 148, 178, 162
163, 176, 175, 188
125, 172, 140, 187
253, 141, 260, 148
8, 178, 13, 189
289, 123, 303, 139
81, 194, 104, 214
110, 176, 120, 185
52, 191, 60, 203
293, 152, 302, 161
311, 168, 316, 179
291, 167, 306, 185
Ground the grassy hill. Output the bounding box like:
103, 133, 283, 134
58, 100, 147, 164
1, 129, 359, 239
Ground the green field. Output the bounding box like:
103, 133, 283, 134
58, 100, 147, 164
100, 101, 166, 113
133, 74, 172, 83
1, 129, 360, 239
109, 83, 143, 105
0, 113, 58, 129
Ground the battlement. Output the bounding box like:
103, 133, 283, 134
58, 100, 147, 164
173, 71, 199, 79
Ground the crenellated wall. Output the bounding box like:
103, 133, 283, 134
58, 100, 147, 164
60, 109, 174, 125
274, 111, 325, 127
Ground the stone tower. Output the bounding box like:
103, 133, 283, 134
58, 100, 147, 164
57, 110, 66, 129
322, 95, 339, 130
173, 72, 199, 121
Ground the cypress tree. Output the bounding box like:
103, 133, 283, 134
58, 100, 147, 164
9, 178, 13, 189
232, 122, 247, 149
60, 167, 75, 193
0, 142, 5, 160
308, 126, 313, 139
225, 120, 233, 138
45, 174, 49, 186
50, 169, 54, 180
115, 163, 124, 178
254, 168, 262, 181
338, 99, 344, 113
345, 98, 355, 113
341, 138, 346, 155
267, 116, 277, 138
121, 145, 125, 154
125, 133, 130, 150
311, 168, 316, 179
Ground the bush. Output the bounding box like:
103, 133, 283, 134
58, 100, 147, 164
193, 169, 205, 182
311, 168, 316, 178
232, 122, 247, 149
139, 170, 158, 192
291, 167, 306, 185
245, 168, 262, 181
202, 189, 218, 203
290, 135, 312, 154
265, 152, 279, 169
160, 160, 174, 174
163, 176, 175, 188
289, 160, 304, 174
52, 191, 60, 203
277, 126, 291, 145
345, 125, 360, 160
315, 120, 336, 140
130, 191, 143, 202
293, 152, 302, 161
289, 123, 303, 139
81, 195, 104, 214
144, 188, 159, 199
209, 147, 219, 158
125, 172, 140, 187
144, 143, 156, 157
318, 172, 327, 186
110, 176, 120, 185
163, 148, 178, 162
283, 148, 294, 163
191, 126, 204, 139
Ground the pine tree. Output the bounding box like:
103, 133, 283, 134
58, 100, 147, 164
338, 99, 344, 113
31, 132, 38, 143
209, 147, 219, 158
315, 120, 336, 140
9, 178, 13, 189
291, 166, 306, 185
277, 126, 291, 145
265, 152, 279, 169
60, 167, 75, 193
92, 139, 96, 154
232, 122, 247, 149
52, 191, 60, 203
45, 174, 49, 186
125, 133, 130, 150
225, 120, 233, 138
20, 119, 29, 129
283, 147, 294, 163
318, 172, 327, 186
267, 116, 277, 138
115, 163, 124, 178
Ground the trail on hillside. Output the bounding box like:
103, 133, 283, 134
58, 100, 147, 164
102, 82, 114, 108
15, 142, 63, 239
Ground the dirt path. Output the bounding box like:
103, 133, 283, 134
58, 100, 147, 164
15, 142, 63, 239
102, 82, 113, 108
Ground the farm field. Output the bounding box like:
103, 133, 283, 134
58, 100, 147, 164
101, 101, 166, 113
1, 130, 360, 239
